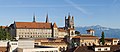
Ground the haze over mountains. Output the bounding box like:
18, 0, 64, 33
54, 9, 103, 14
75, 25, 120, 39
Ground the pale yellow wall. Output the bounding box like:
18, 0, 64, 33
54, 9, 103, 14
90, 31, 95, 35
70, 30, 75, 35
35, 41, 67, 52
112, 39, 119, 45
95, 39, 99, 45
58, 32, 67, 38
80, 38, 99, 46
105, 42, 111, 45
104, 39, 119, 45
35, 39, 67, 52
53, 28, 59, 38
40, 44, 67, 52
16, 29, 52, 38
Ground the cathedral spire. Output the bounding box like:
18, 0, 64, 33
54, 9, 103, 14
46, 13, 49, 23
33, 13, 36, 22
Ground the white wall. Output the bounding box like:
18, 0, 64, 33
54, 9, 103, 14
113, 39, 119, 45
0, 41, 8, 47
18, 48, 59, 52
9, 41, 18, 52
95, 47, 110, 51
18, 39, 34, 48
58, 32, 67, 38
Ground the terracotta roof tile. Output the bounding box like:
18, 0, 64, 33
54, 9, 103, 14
15, 22, 52, 29
0, 47, 7, 52
58, 28, 66, 32
73, 35, 98, 39
67, 45, 120, 52
68, 28, 74, 30
41, 42, 67, 45
0, 26, 8, 29
104, 38, 119, 41
86, 29, 94, 31
53, 23, 57, 28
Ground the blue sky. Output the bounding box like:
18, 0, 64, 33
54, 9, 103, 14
0, 0, 120, 28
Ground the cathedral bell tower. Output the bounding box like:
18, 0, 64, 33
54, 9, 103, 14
65, 13, 74, 30
65, 13, 75, 49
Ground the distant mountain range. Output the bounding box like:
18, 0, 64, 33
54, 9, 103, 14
75, 25, 120, 39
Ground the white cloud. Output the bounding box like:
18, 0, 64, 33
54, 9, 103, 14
64, 0, 88, 15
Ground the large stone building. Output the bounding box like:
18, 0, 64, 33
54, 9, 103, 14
35, 38, 67, 52
104, 38, 119, 45
72, 29, 98, 47
9, 14, 75, 39
72, 35, 99, 46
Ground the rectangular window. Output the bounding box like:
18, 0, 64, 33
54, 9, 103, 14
35, 43, 38, 45
19, 35, 21, 37
21, 35, 23, 37
98, 48, 101, 51
25, 35, 26, 37
28, 35, 29, 37
114, 41, 117, 42
12, 43, 17, 45
104, 48, 107, 50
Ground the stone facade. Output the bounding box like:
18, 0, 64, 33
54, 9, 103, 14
35, 38, 67, 52
72, 35, 99, 47
9, 14, 75, 39
104, 38, 119, 45
9, 22, 53, 39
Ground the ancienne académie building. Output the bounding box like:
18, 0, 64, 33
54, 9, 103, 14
9, 14, 75, 39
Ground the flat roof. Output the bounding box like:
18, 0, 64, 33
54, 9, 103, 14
34, 45, 55, 48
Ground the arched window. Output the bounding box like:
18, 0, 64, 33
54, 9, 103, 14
85, 43, 87, 46
81, 44, 84, 46
71, 31, 74, 35
92, 32, 94, 35
89, 43, 91, 46
63, 47, 65, 51
59, 47, 62, 51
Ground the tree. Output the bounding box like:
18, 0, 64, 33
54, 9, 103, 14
0, 26, 12, 40
0, 26, 4, 40
100, 31, 105, 45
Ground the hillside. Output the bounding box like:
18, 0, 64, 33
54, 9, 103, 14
75, 25, 120, 39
